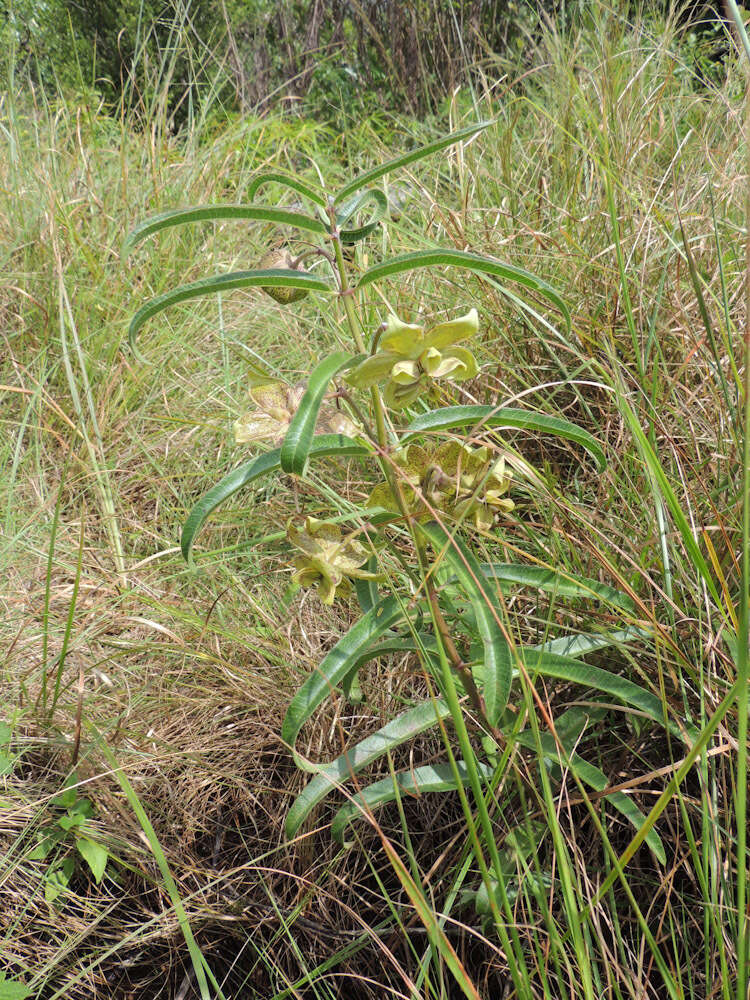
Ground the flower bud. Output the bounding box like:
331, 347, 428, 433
260, 248, 309, 304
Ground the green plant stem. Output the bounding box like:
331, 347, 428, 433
725, 5, 750, 994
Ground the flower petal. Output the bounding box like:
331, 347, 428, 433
423, 308, 478, 350
439, 346, 478, 382
390, 359, 420, 385
346, 352, 400, 389
384, 377, 424, 410
234, 411, 287, 444
380, 314, 424, 354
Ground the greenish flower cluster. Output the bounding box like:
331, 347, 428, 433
234, 381, 360, 446
346, 309, 479, 409
368, 441, 514, 530
287, 517, 383, 605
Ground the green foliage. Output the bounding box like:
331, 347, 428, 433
25, 773, 112, 905
126, 115, 687, 998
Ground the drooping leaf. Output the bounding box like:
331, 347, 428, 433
129, 269, 332, 362
280, 353, 358, 475
286, 694, 449, 838
478, 563, 634, 613
403, 405, 605, 472
245, 172, 328, 208
357, 251, 570, 333
514, 649, 697, 744
124, 204, 327, 254
76, 837, 108, 883
418, 521, 511, 725
334, 120, 494, 204
336, 188, 388, 243
181, 435, 370, 561
282, 597, 413, 772
331, 761, 495, 845
515, 728, 666, 863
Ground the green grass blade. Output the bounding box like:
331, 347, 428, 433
93, 735, 218, 1000
419, 521, 511, 725
246, 171, 328, 208
280, 352, 357, 475
129, 269, 332, 361
181, 435, 370, 560
286, 695, 448, 838
334, 120, 493, 204
281, 597, 412, 772
403, 405, 605, 471
356, 250, 570, 333
124, 204, 327, 253
331, 761, 494, 845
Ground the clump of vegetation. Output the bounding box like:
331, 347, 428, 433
3, 2, 750, 998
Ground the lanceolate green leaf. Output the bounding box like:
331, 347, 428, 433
280, 352, 357, 475
181, 435, 369, 561
282, 597, 413, 771
286, 695, 450, 838
479, 563, 634, 613
336, 188, 388, 243
514, 729, 666, 864
334, 120, 493, 204
129, 269, 332, 361
357, 251, 570, 333
403, 405, 605, 471
514, 649, 697, 744
331, 761, 495, 845
124, 204, 327, 253
246, 171, 328, 209
419, 521, 511, 725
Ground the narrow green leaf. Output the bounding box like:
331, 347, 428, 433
517, 648, 697, 744
331, 761, 495, 845
76, 836, 108, 883
282, 597, 411, 771
515, 729, 666, 863
419, 521, 511, 724
403, 405, 605, 471
479, 563, 634, 613
280, 352, 357, 475
124, 204, 327, 253
246, 172, 328, 208
286, 696, 450, 838
129, 268, 332, 361
619, 398, 722, 609
334, 120, 494, 204
357, 250, 570, 333
336, 188, 388, 243
181, 435, 370, 561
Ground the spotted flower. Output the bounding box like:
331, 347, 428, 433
234, 381, 361, 446
346, 309, 479, 410
367, 442, 514, 530
288, 517, 383, 605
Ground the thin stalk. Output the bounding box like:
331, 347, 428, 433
725, 5, 750, 996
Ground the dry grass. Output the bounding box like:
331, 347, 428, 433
2, 4, 750, 997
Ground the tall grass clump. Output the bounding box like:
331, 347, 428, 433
2, 2, 750, 997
